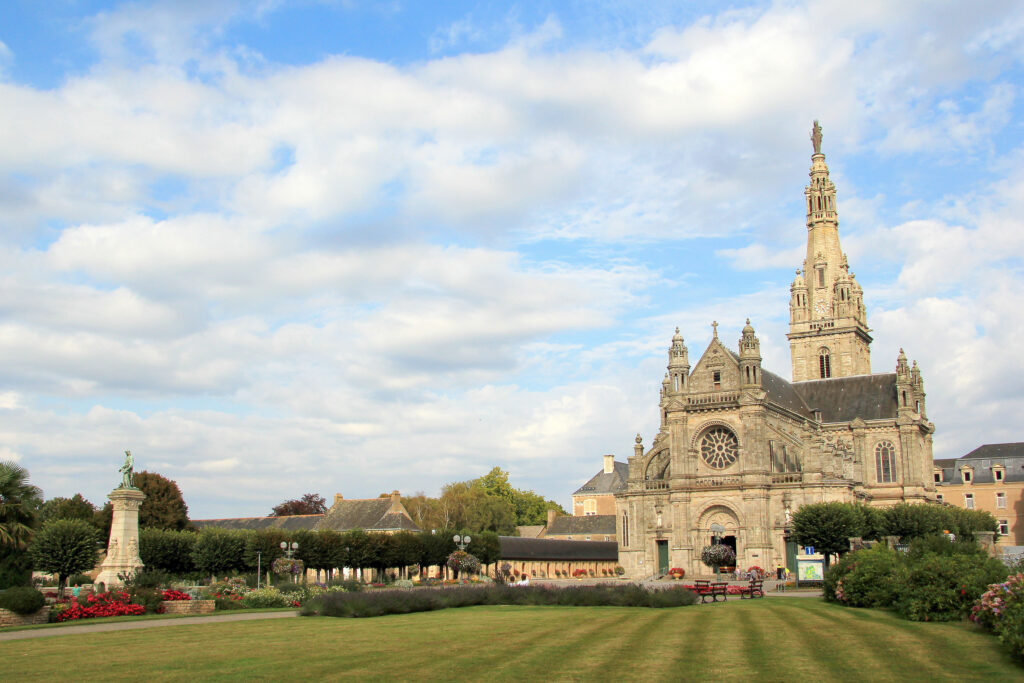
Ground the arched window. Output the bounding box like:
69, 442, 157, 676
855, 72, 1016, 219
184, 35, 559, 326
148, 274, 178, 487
819, 348, 831, 378
875, 441, 896, 483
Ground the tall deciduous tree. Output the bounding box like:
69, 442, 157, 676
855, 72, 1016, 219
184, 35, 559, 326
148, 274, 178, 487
0, 460, 42, 550
271, 493, 327, 516
28, 519, 99, 590
38, 494, 97, 526
135, 471, 191, 531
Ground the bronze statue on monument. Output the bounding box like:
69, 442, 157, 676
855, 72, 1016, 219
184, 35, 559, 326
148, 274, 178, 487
118, 449, 136, 489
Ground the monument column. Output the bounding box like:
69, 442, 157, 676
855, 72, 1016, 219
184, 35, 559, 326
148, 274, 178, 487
95, 451, 146, 589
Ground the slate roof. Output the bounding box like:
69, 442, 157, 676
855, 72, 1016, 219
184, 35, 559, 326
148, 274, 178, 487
573, 461, 629, 496
191, 497, 421, 533
499, 536, 619, 561
761, 368, 815, 419
935, 443, 1024, 485
792, 373, 898, 423
315, 498, 421, 533
191, 514, 322, 531
544, 515, 616, 537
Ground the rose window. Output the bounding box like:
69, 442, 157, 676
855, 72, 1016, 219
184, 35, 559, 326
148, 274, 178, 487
700, 428, 739, 469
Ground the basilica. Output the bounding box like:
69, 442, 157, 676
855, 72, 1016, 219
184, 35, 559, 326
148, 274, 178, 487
615, 123, 937, 578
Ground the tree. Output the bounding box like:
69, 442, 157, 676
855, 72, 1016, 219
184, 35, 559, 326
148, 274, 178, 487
0, 460, 42, 550
790, 502, 861, 569
271, 493, 327, 517
38, 494, 97, 527
28, 519, 99, 591
135, 471, 191, 531
139, 528, 197, 576
191, 528, 248, 580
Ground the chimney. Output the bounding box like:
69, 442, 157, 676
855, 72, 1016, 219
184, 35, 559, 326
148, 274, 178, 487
546, 508, 557, 528
333, 493, 344, 506
603, 454, 615, 474
391, 490, 401, 505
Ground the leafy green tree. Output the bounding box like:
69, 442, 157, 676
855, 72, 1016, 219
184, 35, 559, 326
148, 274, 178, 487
471, 530, 501, 567
0, 546, 34, 589
391, 532, 424, 578
191, 528, 248, 580
790, 502, 861, 569
0, 460, 42, 550
139, 528, 197, 576
341, 529, 373, 576
417, 530, 454, 576
28, 519, 99, 590
135, 471, 191, 531
245, 528, 287, 575
38, 494, 97, 528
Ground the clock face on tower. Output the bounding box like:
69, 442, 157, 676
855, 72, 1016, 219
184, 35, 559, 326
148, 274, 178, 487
815, 298, 830, 317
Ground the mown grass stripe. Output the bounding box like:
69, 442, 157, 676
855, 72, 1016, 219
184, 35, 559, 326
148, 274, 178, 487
488, 608, 637, 679
618, 602, 711, 679
566, 609, 674, 680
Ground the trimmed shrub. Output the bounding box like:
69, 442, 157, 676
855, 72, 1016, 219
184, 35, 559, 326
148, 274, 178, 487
303, 584, 697, 618
241, 588, 293, 608
0, 586, 45, 614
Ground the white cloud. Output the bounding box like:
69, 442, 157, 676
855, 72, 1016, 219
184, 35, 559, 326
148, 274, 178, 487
1, 0, 1023, 515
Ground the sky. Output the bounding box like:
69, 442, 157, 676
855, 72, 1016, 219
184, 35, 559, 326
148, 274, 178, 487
1, 0, 1023, 519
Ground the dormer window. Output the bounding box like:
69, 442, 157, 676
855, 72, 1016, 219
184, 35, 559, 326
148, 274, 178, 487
962, 467, 973, 484
933, 469, 942, 484
995, 466, 1005, 482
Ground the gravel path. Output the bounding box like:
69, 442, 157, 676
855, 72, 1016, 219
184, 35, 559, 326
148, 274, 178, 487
0, 610, 299, 642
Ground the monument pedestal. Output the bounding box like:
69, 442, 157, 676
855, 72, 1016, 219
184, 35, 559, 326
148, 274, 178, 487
95, 487, 146, 588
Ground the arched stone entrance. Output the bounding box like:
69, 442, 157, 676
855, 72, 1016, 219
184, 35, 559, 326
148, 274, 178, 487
696, 504, 742, 574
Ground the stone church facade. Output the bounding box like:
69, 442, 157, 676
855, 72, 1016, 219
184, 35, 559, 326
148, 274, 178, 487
616, 123, 937, 578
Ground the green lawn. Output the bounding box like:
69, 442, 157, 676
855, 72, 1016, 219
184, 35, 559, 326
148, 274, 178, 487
1, 599, 1020, 681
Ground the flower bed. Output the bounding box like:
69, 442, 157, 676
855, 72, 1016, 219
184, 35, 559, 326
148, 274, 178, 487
55, 591, 147, 622
161, 589, 191, 601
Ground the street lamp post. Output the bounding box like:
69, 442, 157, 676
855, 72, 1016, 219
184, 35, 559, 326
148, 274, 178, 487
279, 541, 299, 583
453, 534, 471, 551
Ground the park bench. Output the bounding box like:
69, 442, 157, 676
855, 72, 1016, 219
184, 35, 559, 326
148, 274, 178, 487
696, 581, 728, 603
739, 578, 765, 599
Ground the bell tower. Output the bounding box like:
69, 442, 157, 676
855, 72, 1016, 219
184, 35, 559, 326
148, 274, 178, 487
788, 121, 872, 382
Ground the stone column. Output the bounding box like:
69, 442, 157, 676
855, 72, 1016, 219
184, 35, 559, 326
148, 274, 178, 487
95, 487, 146, 588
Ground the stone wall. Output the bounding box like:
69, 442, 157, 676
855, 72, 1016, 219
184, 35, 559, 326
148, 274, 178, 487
160, 600, 215, 615
0, 606, 50, 627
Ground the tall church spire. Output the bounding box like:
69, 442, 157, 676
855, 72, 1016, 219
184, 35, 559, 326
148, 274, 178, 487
787, 122, 872, 382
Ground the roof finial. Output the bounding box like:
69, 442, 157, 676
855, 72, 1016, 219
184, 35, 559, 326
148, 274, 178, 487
712, 320, 718, 338
811, 120, 823, 154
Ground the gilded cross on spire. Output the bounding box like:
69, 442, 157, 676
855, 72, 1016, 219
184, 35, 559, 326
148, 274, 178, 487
811, 120, 823, 154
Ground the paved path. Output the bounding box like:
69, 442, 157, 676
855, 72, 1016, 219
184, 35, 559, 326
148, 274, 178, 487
0, 610, 299, 642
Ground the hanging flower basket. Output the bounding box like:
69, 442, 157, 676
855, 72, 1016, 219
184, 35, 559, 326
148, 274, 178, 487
271, 557, 305, 576
446, 550, 481, 575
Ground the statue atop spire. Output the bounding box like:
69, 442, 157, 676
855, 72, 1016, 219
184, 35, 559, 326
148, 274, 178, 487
810, 120, 823, 154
